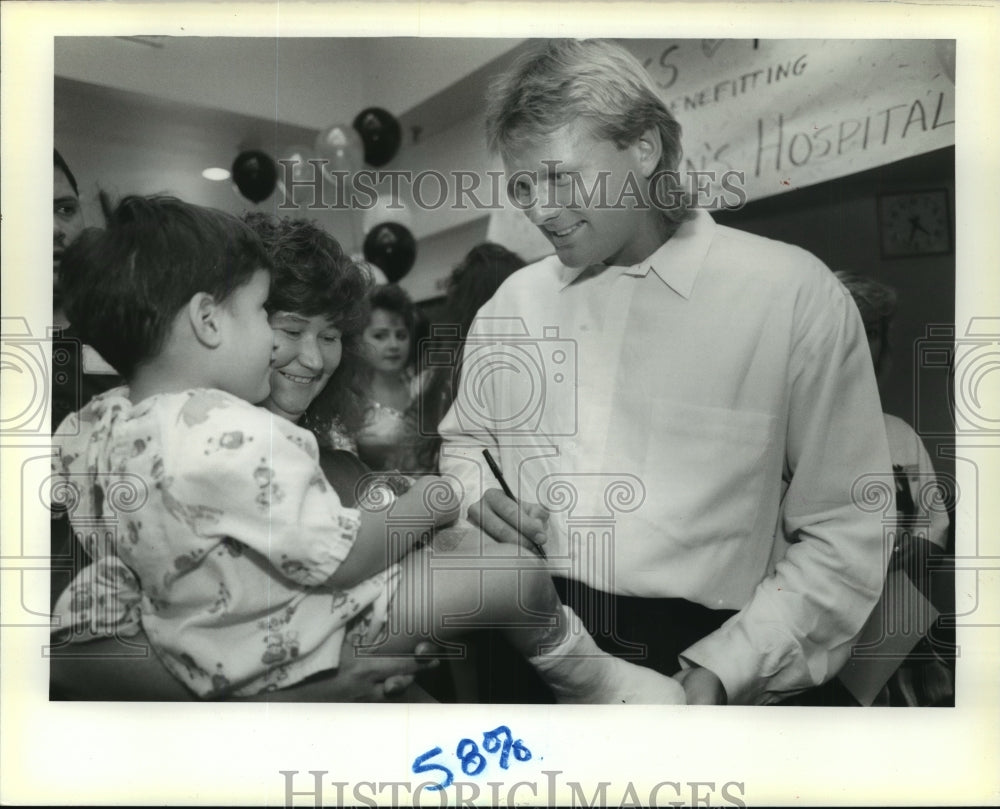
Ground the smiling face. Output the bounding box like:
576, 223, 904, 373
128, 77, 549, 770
261, 311, 343, 422
362, 308, 410, 374
504, 123, 668, 269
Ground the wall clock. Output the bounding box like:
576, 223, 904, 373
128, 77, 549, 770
877, 189, 952, 258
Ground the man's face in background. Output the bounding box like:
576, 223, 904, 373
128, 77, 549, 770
53, 166, 84, 306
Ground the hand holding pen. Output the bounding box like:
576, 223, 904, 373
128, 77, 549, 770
474, 449, 548, 559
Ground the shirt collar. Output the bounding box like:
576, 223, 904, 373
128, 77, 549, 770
556, 210, 715, 299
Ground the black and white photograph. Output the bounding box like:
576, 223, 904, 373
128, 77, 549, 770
1, 1, 998, 806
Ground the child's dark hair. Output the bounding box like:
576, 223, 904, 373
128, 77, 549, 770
60, 194, 271, 379
243, 213, 373, 438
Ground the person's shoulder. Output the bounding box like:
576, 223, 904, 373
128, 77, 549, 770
712, 223, 826, 276
53, 386, 130, 461
468, 253, 562, 323
709, 221, 846, 302
170, 388, 262, 429
172, 389, 320, 461
492, 254, 563, 298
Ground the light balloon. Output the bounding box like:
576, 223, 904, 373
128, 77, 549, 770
314, 124, 364, 182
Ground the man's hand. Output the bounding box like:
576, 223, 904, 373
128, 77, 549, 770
467, 488, 550, 556
674, 665, 727, 705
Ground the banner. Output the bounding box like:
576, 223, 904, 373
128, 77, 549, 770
626, 38, 955, 200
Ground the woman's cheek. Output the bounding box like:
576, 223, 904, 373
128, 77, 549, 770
270, 333, 295, 367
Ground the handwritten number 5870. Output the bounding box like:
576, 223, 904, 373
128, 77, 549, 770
412, 726, 533, 791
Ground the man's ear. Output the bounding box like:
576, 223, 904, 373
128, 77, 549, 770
633, 127, 663, 178
187, 292, 223, 348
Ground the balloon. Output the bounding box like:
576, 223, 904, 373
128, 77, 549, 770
362, 222, 416, 283
352, 254, 389, 286
280, 143, 317, 183
231, 150, 278, 204
353, 107, 402, 167
361, 190, 414, 235
314, 123, 364, 182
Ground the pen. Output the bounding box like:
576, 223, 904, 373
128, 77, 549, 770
482, 449, 547, 559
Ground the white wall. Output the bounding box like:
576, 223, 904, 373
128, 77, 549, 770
54, 37, 530, 299
55, 77, 360, 249
55, 37, 522, 129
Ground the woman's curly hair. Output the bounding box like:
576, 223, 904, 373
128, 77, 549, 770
243, 213, 373, 439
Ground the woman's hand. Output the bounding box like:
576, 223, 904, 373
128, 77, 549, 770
467, 488, 550, 556
328, 639, 442, 702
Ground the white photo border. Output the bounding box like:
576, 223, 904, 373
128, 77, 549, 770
2, 1, 998, 806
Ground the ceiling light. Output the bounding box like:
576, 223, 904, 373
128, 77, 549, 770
202, 167, 231, 181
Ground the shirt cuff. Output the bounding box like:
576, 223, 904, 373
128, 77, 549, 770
679, 618, 776, 706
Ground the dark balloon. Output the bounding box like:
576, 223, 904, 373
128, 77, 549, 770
362, 222, 416, 282
353, 107, 402, 167
231, 150, 278, 203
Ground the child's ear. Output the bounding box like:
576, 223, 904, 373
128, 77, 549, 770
187, 292, 224, 348
633, 128, 663, 178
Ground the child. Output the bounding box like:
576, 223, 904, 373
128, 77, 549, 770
52, 194, 686, 703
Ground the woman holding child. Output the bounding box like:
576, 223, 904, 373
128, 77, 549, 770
50, 206, 435, 700
51, 198, 685, 703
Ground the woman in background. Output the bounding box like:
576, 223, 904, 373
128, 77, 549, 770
415, 243, 526, 472
354, 284, 425, 472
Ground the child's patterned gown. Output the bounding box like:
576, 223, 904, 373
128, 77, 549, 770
51, 387, 398, 697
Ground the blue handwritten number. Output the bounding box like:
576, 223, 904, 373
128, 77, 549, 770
412, 746, 453, 792
415, 729, 531, 789
483, 725, 532, 769
456, 738, 486, 776
483, 725, 513, 769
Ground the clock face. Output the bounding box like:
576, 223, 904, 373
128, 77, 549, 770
878, 190, 952, 257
